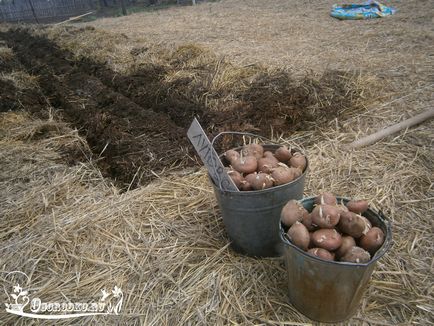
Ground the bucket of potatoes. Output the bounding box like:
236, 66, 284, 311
279, 192, 392, 322
211, 142, 308, 257
223, 143, 307, 190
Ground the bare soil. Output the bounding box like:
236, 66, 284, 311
1, 26, 372, 188
2, 29, 194, 188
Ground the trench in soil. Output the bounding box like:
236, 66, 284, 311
1, 29, 198, 189
1, 28, 366, 189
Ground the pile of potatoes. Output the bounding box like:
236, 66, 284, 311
224, 144, 307, 191
281, 192, 386, 263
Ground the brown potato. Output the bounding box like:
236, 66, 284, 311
240, 181, 252, 191
271, 166, 300, 186
346, 200, 369, 214
287, 221, 310, 251
337, 211, 366, 238
360, 216, 372, 235
336, 204, 349, 214
231, 156, 258, 174
311, 229, 342, 251
291, 167, 303, 178
266, 152, 280, 161
224, 149, 240, 163
340, 246, 371, 263
245, 172, 274, 190
289, 152, 307, 171
274, 146, 292, 162
257, 157, 279, 173
241, 144, 264, 159
359, 227, 385, 255
335, 235, 356, 258
314, 192, 337, 206
308, 248, 335, 261
226, 169, 244, 189
281, 200, 308, 227
302, 212, 316, 231
311, 204, 341, 228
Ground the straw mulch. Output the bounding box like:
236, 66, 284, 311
82, 0, 433, 83
1, 1, 433, 323
39, 25, 379, 136
1, 95, 432, 325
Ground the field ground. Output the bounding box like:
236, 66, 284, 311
0, 0, 433, 324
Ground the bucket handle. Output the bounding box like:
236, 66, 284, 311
211, 131, 281, 151
210, 131, 281, 191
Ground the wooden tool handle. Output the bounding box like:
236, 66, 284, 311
347, 107, 434, 149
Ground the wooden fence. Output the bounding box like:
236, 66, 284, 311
0, 0, 94, 23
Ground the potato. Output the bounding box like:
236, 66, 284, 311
240, 181, 252, 191
224, 149, 240, 163
359, 227, 385, 255
281, 200, 308, 227
360, 216, 372, 235
267, 152, 280, 162
245, 172, 274, 190
271, 166, 298, 186
335, 235, 356, 258
274, 146, 292, 162
308, 248, 335, 261
291, 167, 303, 178
226, 169, 244, 189
231, 156, 257, 174
311, 229, 342, 251
337, 211, 366, 238
287, 221, 310, 251
257, 157, 279, 173
336, 204, 349, 214
340, 246, 371, 263
241, 144, 264, 159
302, 212, 316, 231
289, 152, 307, 171
311, 204, 341, 228
346, 200, 369, 214
314, 192, 337, 206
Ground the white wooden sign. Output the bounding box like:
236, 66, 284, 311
187, 118, 239, 191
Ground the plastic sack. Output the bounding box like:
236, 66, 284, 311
331, 1, 396, 20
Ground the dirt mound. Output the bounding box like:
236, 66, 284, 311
45, 26, 375, 135
2, 29, 192, 189
2, 27, 377, 189
0, 38, 47, 114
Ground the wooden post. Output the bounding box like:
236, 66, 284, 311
99, 0, 108, 8
120, 0, 127, 15
27, 0, 39, 23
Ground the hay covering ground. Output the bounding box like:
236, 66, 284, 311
0, 100, 433, 325
1, 1, 434, 325
1, 104, 433, 325
39, 24, 379, 136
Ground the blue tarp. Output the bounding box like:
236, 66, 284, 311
331, 1, 396, 20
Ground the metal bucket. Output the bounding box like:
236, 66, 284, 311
280, 197, 392, 323
211, 144, 308, 257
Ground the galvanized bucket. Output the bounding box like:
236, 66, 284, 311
280, 196, 392, 323
211, 143, 308, 257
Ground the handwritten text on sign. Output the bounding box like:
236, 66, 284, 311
187, 118, 238, 191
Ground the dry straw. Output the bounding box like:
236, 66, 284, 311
37, 25, 380, 144
1, 2, 434, 323
1, 99, 433, 325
